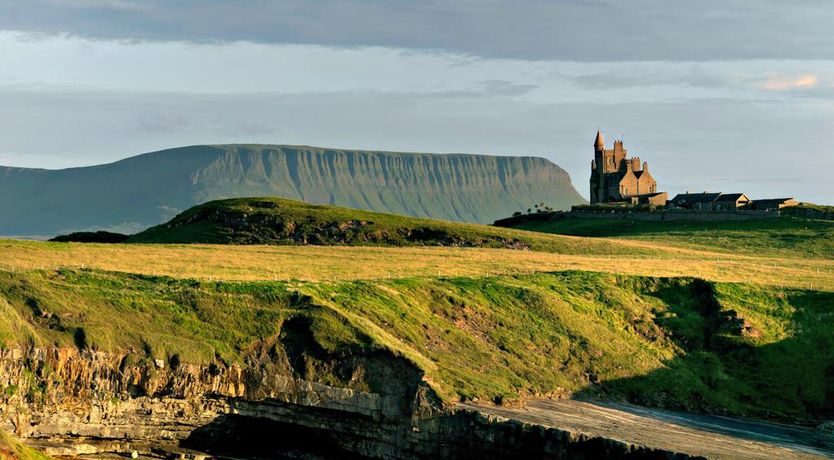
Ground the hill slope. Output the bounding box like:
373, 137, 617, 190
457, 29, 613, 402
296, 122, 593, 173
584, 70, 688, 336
0, 145, 585, 236
505, 215, 834, 258
128, 197, 621, 254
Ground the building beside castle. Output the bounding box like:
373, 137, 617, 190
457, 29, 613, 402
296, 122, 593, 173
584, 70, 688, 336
590, 129, 668, 206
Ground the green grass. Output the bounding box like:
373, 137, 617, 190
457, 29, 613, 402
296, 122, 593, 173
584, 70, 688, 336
1, 268, 831, 422
0, 429, 52, 460
511, 216, 834, 258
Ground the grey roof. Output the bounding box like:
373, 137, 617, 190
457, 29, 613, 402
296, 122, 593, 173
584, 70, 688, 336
754, 197, 795, 204
714, 193, 749, 202
671, 192, 722, 203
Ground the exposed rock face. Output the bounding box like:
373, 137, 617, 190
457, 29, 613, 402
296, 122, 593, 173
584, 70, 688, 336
0, 345, 701, 459
0, 145, 586, 236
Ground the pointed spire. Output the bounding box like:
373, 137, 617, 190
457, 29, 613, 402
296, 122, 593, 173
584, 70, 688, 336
594, 128, 605, 149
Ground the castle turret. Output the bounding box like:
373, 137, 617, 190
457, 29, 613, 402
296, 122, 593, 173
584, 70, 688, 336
594, 129, 605, 151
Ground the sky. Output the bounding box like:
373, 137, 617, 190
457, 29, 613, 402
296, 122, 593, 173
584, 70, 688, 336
1, 1, 833, 203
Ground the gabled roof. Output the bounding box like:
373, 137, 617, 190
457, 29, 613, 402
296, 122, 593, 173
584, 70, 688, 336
671, 192, 722, 203
754, 197, 795, 205
715, 193, 749, 203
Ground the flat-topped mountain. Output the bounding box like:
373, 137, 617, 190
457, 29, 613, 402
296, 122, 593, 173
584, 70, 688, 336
0, 145, 585, 236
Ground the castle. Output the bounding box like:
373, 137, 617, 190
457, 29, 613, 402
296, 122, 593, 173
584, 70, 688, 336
590, 129, 668, 205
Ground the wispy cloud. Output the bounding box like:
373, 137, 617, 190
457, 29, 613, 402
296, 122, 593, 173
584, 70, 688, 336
44, 0, 148, 11
760, 74, 820, 91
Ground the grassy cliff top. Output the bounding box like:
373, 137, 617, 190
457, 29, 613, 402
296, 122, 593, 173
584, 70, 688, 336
1, 268, 832, 423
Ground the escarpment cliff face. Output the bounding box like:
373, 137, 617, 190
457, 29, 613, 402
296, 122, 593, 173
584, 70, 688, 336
0, 145, 585, 236
0, 327, 435, 459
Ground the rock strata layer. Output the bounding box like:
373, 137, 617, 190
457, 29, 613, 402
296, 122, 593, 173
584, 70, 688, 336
0, 346, 704, 459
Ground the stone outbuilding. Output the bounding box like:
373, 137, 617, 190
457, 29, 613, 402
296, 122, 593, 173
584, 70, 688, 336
712, 193, 751, 211
669, 192, 723, 210
751, 198, 799, 211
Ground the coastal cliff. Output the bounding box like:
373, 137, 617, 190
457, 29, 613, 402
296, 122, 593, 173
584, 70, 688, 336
0, 346, 697, 459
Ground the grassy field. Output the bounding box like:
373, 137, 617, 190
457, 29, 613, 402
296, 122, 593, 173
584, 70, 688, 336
3, 200, 834, 424
1, 239, 832, 291
511, 215, 834, 258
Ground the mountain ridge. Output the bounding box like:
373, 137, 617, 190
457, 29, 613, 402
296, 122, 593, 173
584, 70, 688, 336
0, 144, 585, 236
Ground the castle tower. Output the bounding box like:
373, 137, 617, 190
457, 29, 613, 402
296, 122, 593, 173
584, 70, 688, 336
590, 129, 607, 203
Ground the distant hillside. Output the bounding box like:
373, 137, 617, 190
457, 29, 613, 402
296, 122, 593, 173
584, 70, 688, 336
0, 145, 585, 236
129, 197, 592, 253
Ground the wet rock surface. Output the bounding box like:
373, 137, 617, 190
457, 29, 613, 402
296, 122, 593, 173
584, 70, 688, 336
463, 399, 834, 460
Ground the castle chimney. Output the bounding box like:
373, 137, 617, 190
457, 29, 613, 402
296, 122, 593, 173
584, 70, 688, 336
643, 161, 649, 172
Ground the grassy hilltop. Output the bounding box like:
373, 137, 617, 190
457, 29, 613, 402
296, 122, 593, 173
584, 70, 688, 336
128, 196, 652, 255
2, 198, 834, 425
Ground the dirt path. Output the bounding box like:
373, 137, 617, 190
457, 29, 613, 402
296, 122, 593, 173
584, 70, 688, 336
461, 399, 834, 459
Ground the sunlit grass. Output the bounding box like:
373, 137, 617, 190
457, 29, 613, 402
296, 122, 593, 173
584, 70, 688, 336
1, 238, 832, 291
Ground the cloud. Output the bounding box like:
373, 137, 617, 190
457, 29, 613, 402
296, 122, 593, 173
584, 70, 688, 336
2, 0, 834, 61
760, 74, 820, 91
0, 27, 832, 205
44, 0, 147, 11
478, 80, 538, 97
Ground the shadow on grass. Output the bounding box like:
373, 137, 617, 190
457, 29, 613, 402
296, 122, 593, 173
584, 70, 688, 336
575, 282, 834, 452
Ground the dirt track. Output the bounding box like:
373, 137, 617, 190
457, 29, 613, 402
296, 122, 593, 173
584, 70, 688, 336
461, 399, 834, 459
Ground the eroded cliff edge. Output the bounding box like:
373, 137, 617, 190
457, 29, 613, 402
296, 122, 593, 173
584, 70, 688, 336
2, 268, 832, 458
0, 345, 686, 459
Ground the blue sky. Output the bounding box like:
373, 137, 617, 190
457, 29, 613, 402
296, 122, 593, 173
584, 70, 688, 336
0, 1, 833, 202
